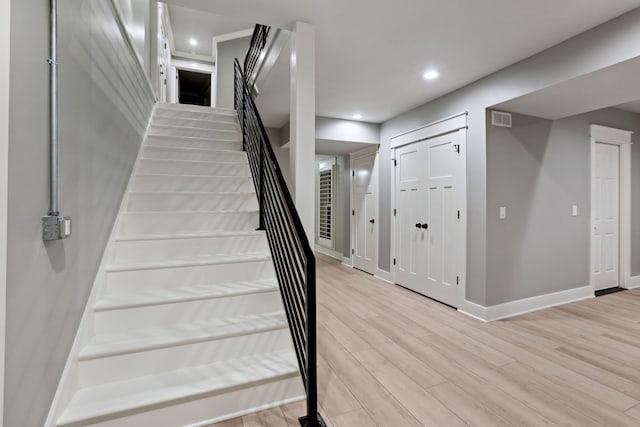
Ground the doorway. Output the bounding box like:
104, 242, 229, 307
393, 128, 466, 308
351, 149, 378, 274
590, 125, 632, 293
178, 70, 212, 106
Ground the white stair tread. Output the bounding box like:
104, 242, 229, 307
57, 350, 298, 426
150, 123, 240, 133
80, 310, 286, 360
94, 279, 278, 311
146, 134, 241, 143
128, 191, 256, 196
143, 145, 245, 155
105, 253, 272, 272
139, 158, 247, 165
114, 230, 264, 242
155, 103, 235, 114
122, 209, 259, 215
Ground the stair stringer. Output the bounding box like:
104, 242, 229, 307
44, 105, 154, 427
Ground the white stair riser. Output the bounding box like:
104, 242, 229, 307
149, 125, 240, 140
105, 260, 275, 292
126, 193, 258, 212
65, 376, 304, 427
78, 328, 291, 388
154, 110, 237, 122
118, 212, 259, 235
132, 175, 254, 193
152, 117, 239, 131
112, 235, 269, 263
146, 136, 242, 151
138, 159, 250, 176
94, 291, 283, 333
142, 147, 246, 163
155, 104, 236, 117
142, 146, 247, 163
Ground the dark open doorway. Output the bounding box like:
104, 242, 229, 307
178, 70, 211, 106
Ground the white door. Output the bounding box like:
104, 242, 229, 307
394, 143, 426, 290
394, 131, 464, 307
424, 133, 463, 307
592, 142, 620, 291
352, 153, 378, 274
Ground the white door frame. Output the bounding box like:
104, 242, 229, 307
0, 0, 10, 423
590, 124, 633, 291
350, 145, 379, 271
390, 113, 467, 307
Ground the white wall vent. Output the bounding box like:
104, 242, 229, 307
491, 110, 512, 128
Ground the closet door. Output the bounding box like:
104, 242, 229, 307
394, 131, 464, 307
423, 132, 463, 307
394, 142, 427, 292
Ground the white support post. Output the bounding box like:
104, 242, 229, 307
289, 22, 316, 243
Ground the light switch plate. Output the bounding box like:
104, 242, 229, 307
572, 205, 578, 217
499, 206, 506, 220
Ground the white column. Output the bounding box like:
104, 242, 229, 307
289, 22, 316, 244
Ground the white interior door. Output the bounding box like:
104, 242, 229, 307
592, 142, 620, 291
424, 133, 463, 306
352, 153, 378, 274
394, 143, 425, 289
394, 131, 464, 307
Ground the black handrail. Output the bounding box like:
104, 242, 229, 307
244, 24, 270, 87
234, 58, 325, 427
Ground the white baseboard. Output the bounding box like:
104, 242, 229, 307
458, 285, 594, 322
626, 275, 640, 289
458, 300, 488, 322
341, 256, 352, 267
314, 245, 344, 261
374, 269, 393, 284
485, 285, 593, 321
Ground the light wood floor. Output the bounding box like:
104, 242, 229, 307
211, 254, 640, 426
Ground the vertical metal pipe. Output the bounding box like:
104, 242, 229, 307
49, 0, 59, 216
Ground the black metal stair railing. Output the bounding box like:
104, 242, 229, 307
244, 24, 271, 86
234, 57, 326, 427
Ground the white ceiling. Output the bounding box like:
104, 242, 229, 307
167, 5, 255, 57
492, 57, 640, 120
165, 0, 640, 123
616, 100, 640, 114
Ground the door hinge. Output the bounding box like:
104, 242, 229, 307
393, 258, 396, 265
352, 210, 355, 216
456, 276, 459, 285
352, 249, 354, 255
457, 210, 460, 219
393, 159, 397, 167
454, 144, 460, 154
394, 208, 397, 216
352, 170, 355, 177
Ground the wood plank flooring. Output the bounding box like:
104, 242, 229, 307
210, 254, 640, 426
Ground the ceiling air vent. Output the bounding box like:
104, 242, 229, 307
491, 110, 512, 128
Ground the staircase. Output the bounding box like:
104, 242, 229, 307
54, 103, 304, 427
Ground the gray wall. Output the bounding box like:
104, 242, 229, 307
216, 36, 251, 108
380, 8, 640, 306
486, 108, 640, 306
5, 0, 155, 425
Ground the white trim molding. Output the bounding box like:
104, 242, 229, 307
390, 112, 467, 149
628, 276, 640, 289
590, 124, 633, 290
314, 245, 344, 262
374, 269, 393, 284
458, 286, 594, 322
341, 256, 353, 267
0, 0, 10, 423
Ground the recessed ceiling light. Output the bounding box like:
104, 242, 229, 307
353, 113, 363, 120
423, 70, 440, 80
189, 38, 198, 47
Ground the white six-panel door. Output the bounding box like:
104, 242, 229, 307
394, 131, 464, 307
592, 142, 620, 291
352, 153, 378, 274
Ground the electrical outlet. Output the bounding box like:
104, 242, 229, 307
572, 205, 578, 217
499, 206, 506, 220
